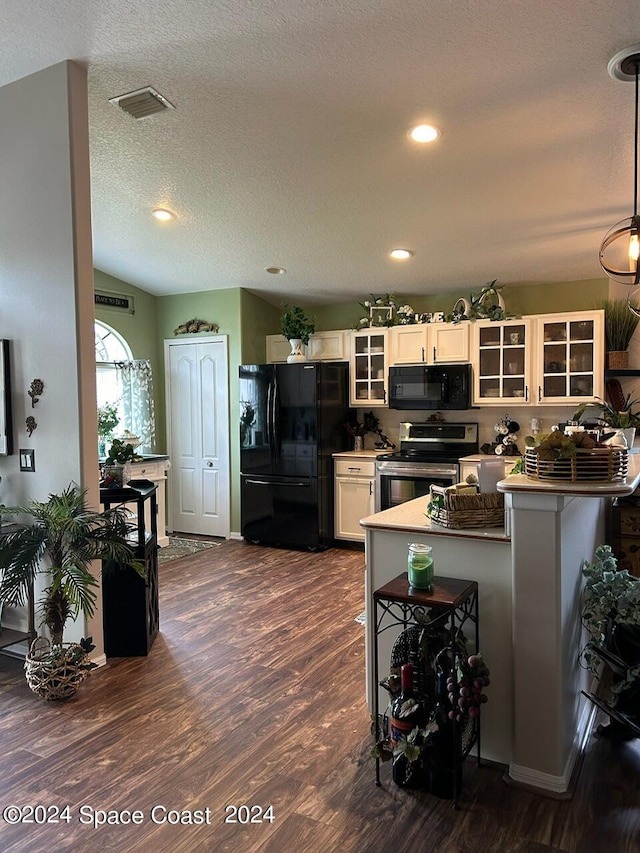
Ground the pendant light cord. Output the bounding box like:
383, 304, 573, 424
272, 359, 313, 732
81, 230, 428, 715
635, 61, 639, 218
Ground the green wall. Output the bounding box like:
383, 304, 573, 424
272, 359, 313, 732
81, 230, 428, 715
310, 278, 610, 332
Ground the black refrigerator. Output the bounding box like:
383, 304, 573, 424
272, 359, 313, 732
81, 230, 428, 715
239, 361, 351, 549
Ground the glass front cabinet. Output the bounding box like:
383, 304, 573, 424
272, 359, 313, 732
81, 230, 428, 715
350, 328, 389, 406
533, 310, 604, 405
471, 310, 604, 407
472, 319, 533, 405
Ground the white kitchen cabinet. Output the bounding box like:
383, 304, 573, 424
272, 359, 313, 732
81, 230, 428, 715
531, 310, 604, 405
471, 318, 534, 405
429, 322, 470, 363
308, 329, 350, 361
350, 329, 389, 406
266, 330, 350, 363
266, 335, 303, 363
389, 325, 428, 364
334, 455, 377, 541
389, 322, 469, 365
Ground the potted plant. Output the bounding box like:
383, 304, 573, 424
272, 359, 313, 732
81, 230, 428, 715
102, 438, 141, 487
580, 544, 640, 736
601, 298, 640, 370
280, 305, 315, 362
573, 395, 640, 447
0, 484, 143, 700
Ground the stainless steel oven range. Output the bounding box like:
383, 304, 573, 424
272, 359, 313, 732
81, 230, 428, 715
375, 422, 479, 512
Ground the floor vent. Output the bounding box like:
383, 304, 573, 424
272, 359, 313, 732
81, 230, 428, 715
108, 86, 175, 119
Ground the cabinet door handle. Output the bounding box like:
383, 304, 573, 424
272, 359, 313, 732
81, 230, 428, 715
421, 347, 425, 362
433, 346, 436, 361
525, 385, 529, 402
369, 481, 373, 496
348, 466, 361, 472
538, 385, 542, 402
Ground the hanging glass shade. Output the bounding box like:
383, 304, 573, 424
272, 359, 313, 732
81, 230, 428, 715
599, 214, 640, 285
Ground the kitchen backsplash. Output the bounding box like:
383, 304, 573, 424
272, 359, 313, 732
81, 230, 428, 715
369, 405, 580, 454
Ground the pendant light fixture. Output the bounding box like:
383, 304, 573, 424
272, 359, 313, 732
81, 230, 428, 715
599, 45, 640, 286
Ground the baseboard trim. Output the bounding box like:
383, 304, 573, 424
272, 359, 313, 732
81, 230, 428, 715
506, 697, 597, 798
229, 531, 243, 541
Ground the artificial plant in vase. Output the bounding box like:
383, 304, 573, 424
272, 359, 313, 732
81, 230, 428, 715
0, 484, 144, 699
280, 305, 315, 363
601, 298, 640, 369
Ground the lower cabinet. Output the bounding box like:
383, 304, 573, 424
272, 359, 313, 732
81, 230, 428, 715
334, 456, 376, 542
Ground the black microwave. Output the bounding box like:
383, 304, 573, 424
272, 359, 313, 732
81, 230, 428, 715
388, 363, 472, 410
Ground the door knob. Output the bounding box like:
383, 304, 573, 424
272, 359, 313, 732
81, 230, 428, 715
207, 461, 213, 467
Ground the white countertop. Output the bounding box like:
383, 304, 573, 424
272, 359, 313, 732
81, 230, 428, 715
360, 495, 509, 542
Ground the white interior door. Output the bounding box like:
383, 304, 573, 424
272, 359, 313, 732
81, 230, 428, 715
165, 336, 230, 537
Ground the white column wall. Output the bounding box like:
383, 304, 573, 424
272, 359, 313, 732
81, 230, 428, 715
0, 62, 100, 653
509, 492, 605, 790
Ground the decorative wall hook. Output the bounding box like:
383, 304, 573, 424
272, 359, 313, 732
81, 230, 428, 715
26, 416, 37, 437
28, 378, 44, 407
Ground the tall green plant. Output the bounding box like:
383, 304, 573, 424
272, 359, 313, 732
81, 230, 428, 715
0, 484, 143, 645
601, 299, 640, 352
280, 305, 315, 344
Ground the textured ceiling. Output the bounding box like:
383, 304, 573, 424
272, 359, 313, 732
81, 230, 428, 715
1, 1, 639, 305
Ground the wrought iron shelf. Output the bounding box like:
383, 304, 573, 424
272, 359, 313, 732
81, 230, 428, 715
372, 572, 480, 807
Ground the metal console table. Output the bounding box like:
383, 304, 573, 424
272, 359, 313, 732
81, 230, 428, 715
373, 572, 480, 806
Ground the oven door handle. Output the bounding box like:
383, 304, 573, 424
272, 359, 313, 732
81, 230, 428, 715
376, 465, 458, 477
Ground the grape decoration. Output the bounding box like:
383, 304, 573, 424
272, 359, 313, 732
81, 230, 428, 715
446, 653, 491, 723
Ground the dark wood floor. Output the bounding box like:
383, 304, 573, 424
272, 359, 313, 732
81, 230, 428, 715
1, 540, 639, 852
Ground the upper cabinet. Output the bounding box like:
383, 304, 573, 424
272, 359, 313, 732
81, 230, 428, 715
350, 328, 388, 406
389, 322, 469, 365
532, 310, 604, 405
266, 330, 350, 364
471, 319, 534, 405
308, 329, 350, 362
471, 310, 604, 406
266, 334, 298, 364
429, 323, 470, 363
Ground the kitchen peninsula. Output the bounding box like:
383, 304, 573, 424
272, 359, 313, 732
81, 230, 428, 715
361, 452, 640, 795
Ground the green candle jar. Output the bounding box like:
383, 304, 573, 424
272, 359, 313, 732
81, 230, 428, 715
408, 543, 434, 590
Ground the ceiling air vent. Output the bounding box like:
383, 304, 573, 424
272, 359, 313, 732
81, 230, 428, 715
108, 86, 175, 119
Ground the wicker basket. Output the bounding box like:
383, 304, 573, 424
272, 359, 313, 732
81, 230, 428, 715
524, 446, 628, 482
24, 638, 91, 700
427, 485, 504, 529
606, 350, 629, 370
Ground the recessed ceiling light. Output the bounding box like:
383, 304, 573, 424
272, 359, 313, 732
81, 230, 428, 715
388, 248, 414, 260
408, 124, 440, 143
152, 208, 175, 222
265, 267, 287, 274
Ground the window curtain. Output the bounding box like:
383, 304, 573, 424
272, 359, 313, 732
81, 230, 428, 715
114, 360, 156, 454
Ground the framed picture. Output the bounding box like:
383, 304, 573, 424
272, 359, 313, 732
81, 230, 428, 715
0, 340, 13, 456
369, 305, 394, 326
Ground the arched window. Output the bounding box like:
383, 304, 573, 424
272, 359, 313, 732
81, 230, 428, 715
95, 321, 156, 455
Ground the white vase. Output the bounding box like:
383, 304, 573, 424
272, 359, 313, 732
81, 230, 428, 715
624, 427, 636, 449
287, 339, 307, 363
